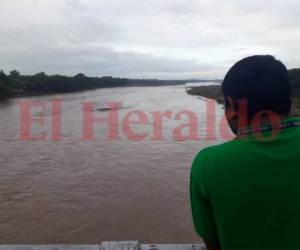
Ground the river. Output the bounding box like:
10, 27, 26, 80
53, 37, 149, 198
0, 84, 228, 243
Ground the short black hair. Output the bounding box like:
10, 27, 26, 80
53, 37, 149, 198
222, 55, 291, 119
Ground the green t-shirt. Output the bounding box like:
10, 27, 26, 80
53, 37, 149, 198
190, 117, 300, 250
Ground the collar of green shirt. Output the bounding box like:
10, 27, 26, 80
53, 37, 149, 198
237, 116, 300, 137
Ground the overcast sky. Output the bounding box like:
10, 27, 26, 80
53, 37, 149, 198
0, 0, 299, 79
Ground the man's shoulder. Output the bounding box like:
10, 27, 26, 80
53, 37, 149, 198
191, 139, 247, 193
192, 139, 246, 176
195, 139, 242, 160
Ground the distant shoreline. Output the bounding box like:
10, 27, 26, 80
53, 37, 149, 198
0, 70, 222, 100
8, 81, 221, 99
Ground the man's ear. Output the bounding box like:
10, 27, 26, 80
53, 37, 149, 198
224, 97, 249, 135
224, 97, 239, 135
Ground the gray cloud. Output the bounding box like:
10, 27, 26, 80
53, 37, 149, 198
0, 0, 299, 79
0, 40, 219, 79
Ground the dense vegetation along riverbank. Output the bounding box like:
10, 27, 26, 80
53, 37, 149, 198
0, 70, 220, 99
1, 68, 299, 102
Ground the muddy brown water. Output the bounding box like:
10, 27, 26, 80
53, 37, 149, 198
0, 85, 226, 243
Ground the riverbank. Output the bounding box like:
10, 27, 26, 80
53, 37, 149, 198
186, 85, 223, 103
186, 85, 300, 116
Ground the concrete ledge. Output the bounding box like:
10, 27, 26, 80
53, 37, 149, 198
141, 244, 206, 250
100, 241, 139, 250
0, 242, 206, 250
0, 246, 101, 250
